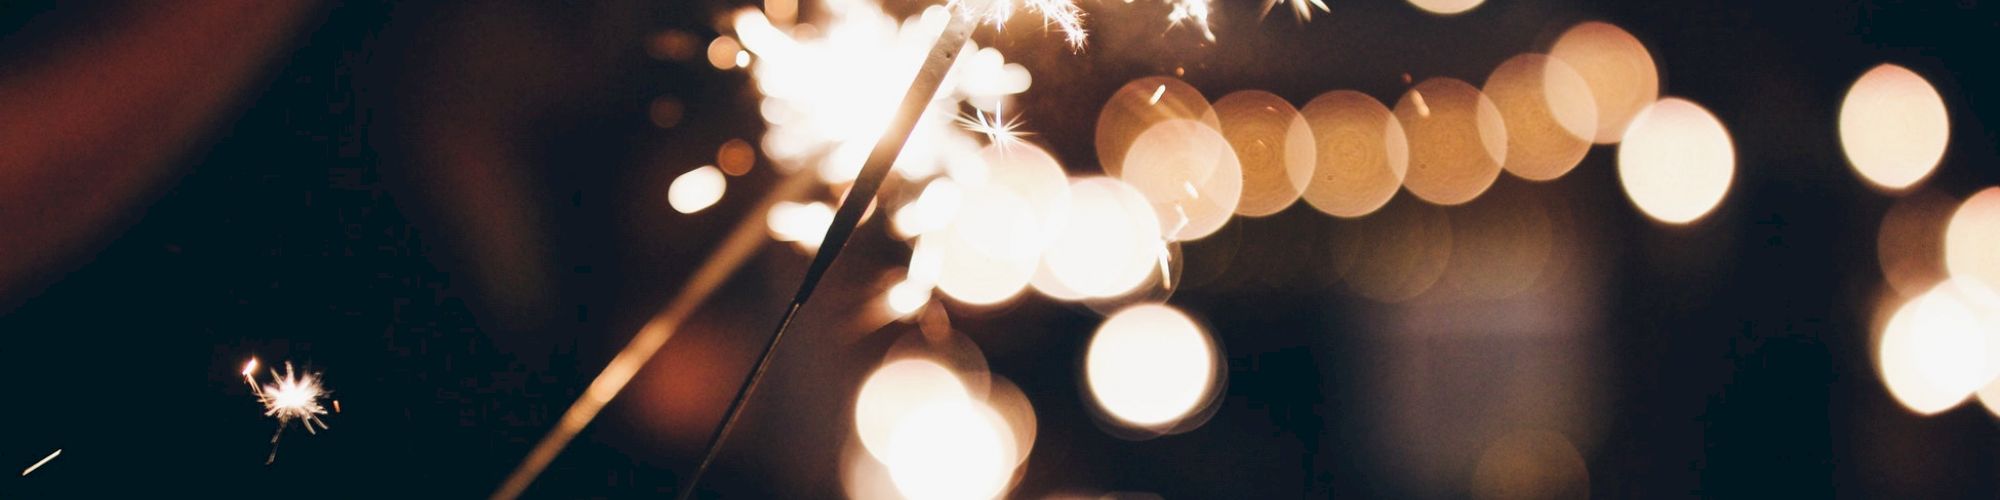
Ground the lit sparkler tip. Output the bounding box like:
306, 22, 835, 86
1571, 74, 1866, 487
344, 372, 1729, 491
955, 102, 1031, 149
1166, 0, 1216, 42
242, 358, 259, 377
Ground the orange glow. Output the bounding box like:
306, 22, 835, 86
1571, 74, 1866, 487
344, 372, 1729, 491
1096, 77, 1217, 177
1471, 429, 1589, 500
716, 138, 756, 176
1617, 98, 1734, 224
1439, 181, 1553, 300
1208, 90, 1315, 217
649, 96, 685, 129
707, 36, 743, 70
1876, 278, 2000, 415
1120, 119, 1243, 241
1944, 188, 2000, 292
1300, 90, 1409, 218
1085, 304, 1220, 431
1396, 77, 1508, 206
1840, 64, 1949, 190
1550, 22, 1660, 144
1484, 54, 1597, 181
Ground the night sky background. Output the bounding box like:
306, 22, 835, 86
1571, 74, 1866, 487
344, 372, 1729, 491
3, 0, 1999, 497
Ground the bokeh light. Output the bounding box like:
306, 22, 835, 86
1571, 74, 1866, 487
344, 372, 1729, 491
1484, 54, 1597, 181
1096, 76, 1218, 177
1944, 187, 2000, 292
1877, 190, 1955, 297
882, 399, 1017, 500
1840, 63, 1949, 190
1549, 21, 1659, 144
1396, 77, 1508, 205
1439, 180, 1553, 301
1120, 119, 1244, 241
707, 35, 743, 70
767, 200, 834, 250
1981, 379, 2000, 419
716, 138, 757, 176
980, 143, 1073, 251
854, 358, 971, 460
1408, 0, 1484, 15
892, 178, 964, 239
667, 166, 726, 214
1470, 429, 1589, 500
935, 186, 1039, 305
886, 279, 933, 317
1333, 196, 1454, 302
1039, 177, 1163, 299
1208, 90, 1315, 217
649, 96, 685, 129
1616, 98, 1734, 224
1876, 278, 2000, 415
1085, 303, 1220, 431
1300, 90, 1409, 218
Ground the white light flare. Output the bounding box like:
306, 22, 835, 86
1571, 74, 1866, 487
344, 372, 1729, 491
668, 166, 728, 214
957, 0, 1090, 51
250, 361, 331, 464
957, 101, 1031, 149
20, 449, 59, 477
1165, 0, 1216, 41
1261, 0, 1329, 21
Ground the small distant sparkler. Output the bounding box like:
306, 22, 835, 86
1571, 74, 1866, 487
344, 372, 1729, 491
21, 449, 59, 476
960, 0, 1090, 50
243, 359, 329, 464
956, 101, 1031, 149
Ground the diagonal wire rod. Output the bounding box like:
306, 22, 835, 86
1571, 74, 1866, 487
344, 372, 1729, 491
673, 14, 977, 500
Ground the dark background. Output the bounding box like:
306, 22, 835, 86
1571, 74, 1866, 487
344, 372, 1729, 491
2, 0, 1998, 497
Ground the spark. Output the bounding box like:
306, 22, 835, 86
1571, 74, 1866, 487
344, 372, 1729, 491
1148, 85, 1167, 105
1410, 89, 1431, 118
254, 362, 329, 464
242, 358, 262, 397
1165, 0, 1215, 41
1261, 0, 1329, 21
21, 449, 59, 476
957, 0, 1089, 50
956, 101, 1031, 149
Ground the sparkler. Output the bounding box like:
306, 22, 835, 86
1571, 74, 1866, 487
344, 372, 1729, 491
248, 360, 329, 464
956, 101, 1030, 149
1165, 0, 1216, 42
961, 0, 1089, 51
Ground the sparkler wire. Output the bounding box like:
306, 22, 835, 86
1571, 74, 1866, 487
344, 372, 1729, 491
490, 171, 819, 500
675, 13, 978, 500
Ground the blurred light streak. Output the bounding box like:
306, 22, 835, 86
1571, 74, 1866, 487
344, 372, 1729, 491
491, 172, 815, 500
668, 166, 728, 214
20, 449, 59, 477
1840, 63, 1949, 191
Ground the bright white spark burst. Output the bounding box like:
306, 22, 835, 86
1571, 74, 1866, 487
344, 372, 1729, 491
1165, 0, 1215, 41
1261, 0, 1329, 21
960, 0, 1090, 50
956, 101, 1030, 149
247, 360, 329, 464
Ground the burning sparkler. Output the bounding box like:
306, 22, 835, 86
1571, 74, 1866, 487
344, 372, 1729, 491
246, 359, 329, 464
957, 0, 1089, 51
1165, 0, 1216, 41
956, 101, 1030, 149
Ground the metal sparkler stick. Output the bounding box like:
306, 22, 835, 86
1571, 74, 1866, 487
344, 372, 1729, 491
490, 171, 817, 500
674, 14, 978, 500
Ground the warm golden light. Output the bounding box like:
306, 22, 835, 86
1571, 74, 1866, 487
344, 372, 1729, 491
668, 166, 727, 214
935, 186, 1039, 305
1840, 63, 1949, 190
886, 280, 933, 317
1040, 177, 1163, 298
892, 178, 963, 239
1408, 0, 1483, 15
1981, 379, 2000, 419
855, 358, 971, 460
707, 36, 743, 70
1208, 90, 1315, 217
1121, 119, 1243, 241
767, 200, 834, 250
1484, 54, 1597, 181
1616, 98, 1734, 224
1944, 187, 2000, 292
1439, 180, 1553, 300
1396, 77, 1508, 206
1097, 77, 1217, 177
1300, 90, 1409, 218
1550, 21, 1659, 144
1333, 196, 1453, 302
1471, 429, 1589, 500
981, 143, 1073, 251
1086, 304, 1219, 430
882, 400, 1017, 500
1877, 190, 1954, 297
1876, 278, 2000, 415
716, 138, 756, 176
